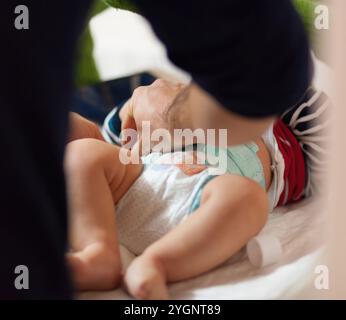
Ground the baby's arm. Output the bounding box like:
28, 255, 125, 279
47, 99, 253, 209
124, 174, 269, 299
68, 112, 104, 142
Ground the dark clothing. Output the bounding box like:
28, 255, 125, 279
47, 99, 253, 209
0, 0, 92, 298
134, 0, 312, 117
0, 0, 310, 298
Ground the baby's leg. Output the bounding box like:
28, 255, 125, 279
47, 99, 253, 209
124, 174, 268, 299
64, 138, 142, 290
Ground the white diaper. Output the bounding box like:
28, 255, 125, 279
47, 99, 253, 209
115, 152, 212, 255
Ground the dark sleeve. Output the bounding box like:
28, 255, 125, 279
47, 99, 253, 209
133, 0, 313, 118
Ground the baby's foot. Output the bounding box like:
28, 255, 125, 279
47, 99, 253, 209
66, 241, 122, 291
123, 255, 169, 300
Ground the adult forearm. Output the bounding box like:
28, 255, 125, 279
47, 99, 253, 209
170, 84, 276, 145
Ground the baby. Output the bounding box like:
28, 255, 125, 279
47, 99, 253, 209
65, 81, 322, 299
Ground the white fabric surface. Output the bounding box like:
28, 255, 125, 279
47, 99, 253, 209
262, 123, 285, 212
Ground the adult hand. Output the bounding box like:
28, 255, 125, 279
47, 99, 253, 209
119, 79, 192, 154
119, 79, 275, 151
120, 79, 190, 130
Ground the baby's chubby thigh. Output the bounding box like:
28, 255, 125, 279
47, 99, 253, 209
65, 138, 143, 204
199, 174, 269, 236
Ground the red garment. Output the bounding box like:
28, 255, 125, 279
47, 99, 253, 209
273, 119, 306, 206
